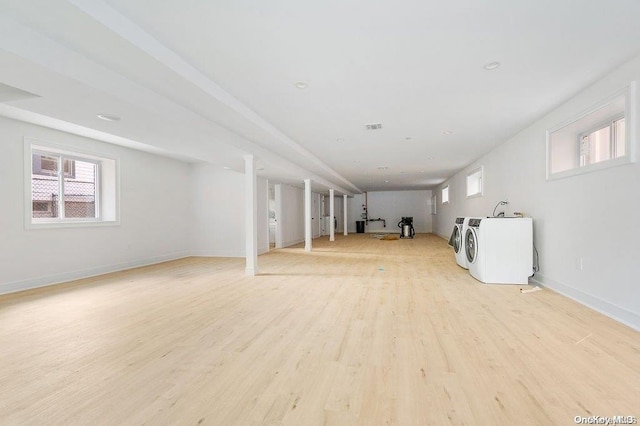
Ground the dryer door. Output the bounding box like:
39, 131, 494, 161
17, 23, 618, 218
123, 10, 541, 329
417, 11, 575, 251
453, 226, 462, 253
465, 228, 478, 263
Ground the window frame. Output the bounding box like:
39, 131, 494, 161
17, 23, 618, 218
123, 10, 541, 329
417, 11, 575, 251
546, 81, 637, 180
466, 166, 483, 199
441, 185, 449, 204
24, 138, 120, 229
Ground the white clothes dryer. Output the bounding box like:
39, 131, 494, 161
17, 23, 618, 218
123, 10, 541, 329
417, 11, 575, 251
452, 217, 466, 268
453, 217, 482, 269
466, 217, 533, 284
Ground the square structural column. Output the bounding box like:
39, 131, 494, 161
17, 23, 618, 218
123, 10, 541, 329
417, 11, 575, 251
304, 179, 312, 251
329, 189, 335, 241
343, 194, 348, 236
245, 155, 258, 276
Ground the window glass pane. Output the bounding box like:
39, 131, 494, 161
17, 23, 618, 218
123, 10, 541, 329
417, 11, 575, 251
614, 118, 625, 157
581, 125, 611, 165
442, 186, 449, 203
32, 153, 59, 218
63, 159, 97, 218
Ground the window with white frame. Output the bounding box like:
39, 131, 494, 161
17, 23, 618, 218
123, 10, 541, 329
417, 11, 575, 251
441, 185, 449, 204
26, 140, 118, 227
547, 82, 636, 179
466, 167, 483, 198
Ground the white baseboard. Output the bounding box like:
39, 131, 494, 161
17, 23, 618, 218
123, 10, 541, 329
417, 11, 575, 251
531, 273, 640, 332
190, 249, 244, 258
0, 251, 191, 296
282, 238, 304, 248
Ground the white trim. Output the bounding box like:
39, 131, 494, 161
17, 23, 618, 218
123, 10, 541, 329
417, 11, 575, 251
190, 250, 245, 258
0, 252, 190, 296
283, 238, 305, 248
531, 273, 640, 332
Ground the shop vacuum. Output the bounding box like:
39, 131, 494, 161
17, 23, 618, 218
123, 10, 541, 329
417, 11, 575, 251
398, 217, 415, 239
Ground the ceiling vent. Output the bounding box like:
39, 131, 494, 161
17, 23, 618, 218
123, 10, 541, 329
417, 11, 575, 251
365, 123, 383, 130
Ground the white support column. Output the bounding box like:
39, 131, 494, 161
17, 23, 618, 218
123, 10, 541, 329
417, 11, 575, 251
274, 184, 283, 249
304, 179, 312, 251
244, 155, 258, 276
343, 194, 348, 236
329, 189, 335, 241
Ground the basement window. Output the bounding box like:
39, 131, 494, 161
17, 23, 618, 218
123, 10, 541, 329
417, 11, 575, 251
547, 82, 636, 179
441, 186, 449, 204
25, 139, 119, 228
466, 167, 483, 198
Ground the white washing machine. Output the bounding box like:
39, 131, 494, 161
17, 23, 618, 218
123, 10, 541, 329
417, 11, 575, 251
465, 217, 533, 284
453, 217, 482, 269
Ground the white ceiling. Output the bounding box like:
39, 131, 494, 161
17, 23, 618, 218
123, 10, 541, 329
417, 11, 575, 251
2, 0, 640, 193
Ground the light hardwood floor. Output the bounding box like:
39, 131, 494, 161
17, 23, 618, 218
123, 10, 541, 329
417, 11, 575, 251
1, 234, 638, 425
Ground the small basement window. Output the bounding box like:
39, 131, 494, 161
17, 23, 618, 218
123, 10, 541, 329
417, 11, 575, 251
25, 139, 119, 228
441, 186, 449, 204
466, 167, 483, 198
547, 82, 636, 179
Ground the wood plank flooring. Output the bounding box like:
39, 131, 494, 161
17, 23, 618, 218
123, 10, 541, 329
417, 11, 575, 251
1, 234, 638, 425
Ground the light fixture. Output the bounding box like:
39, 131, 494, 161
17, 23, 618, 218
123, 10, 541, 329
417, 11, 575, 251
294, 81, 308, 89
384, 180, 390, 183
405, 137, 412, 140
337, 137, 344, 142
377, 166, 388, 170
97, 114, 120, 121
223, 166, 232, 170
483, 61, 501, 70
442, 129, 453, 135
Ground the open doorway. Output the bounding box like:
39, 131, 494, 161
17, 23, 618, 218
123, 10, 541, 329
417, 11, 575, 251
268, 183, 276, 250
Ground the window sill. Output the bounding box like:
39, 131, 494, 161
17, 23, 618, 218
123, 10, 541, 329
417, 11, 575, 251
25, 220, 120, 230
547, 155, 634, 180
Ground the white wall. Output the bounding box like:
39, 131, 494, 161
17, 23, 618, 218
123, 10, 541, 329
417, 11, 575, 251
348, 190, 433, 233
433, 55, 640, 331
0, 116, 191, 294
190, 165, 269, 257
348, 193, 366, 233
279, 184, 305, 247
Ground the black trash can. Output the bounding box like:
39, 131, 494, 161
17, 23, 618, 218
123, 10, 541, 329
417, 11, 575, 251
356, 220, 365, 233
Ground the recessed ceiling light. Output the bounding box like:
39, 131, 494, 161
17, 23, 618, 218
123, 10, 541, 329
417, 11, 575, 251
295, 81, 308, 89
377, 166, 388, 170
405, 137, 412, 140
223, 166, 232, 170
337, 137, 344, 142
483, 61, 501, 70
97, 114, 120, 121
384, 180, 390, 183
441, 129, 453, 135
